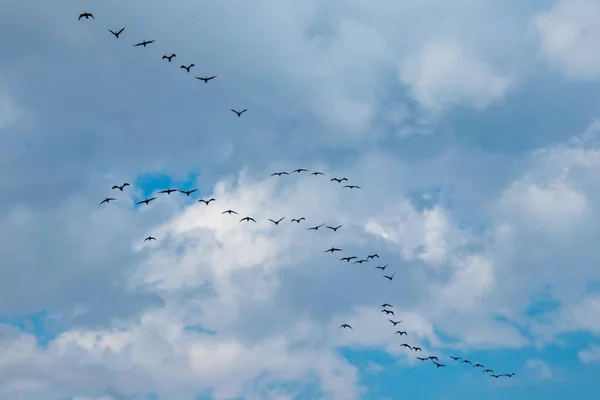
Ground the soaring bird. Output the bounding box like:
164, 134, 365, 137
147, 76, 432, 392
78, 12, 94, 20
326, 225, 342, 232
330, 177, 348, 183
179, 189, 198, 196
381, 309, 394, 315
99, 197, 116, 205
461, 360, 472, 365
133, 40, 155, 47
388, 319, 402, 326
400, 344, 413, 350
433, 361, 446, 368
325, 247, 343, 253
383, 273, 395, 281
428, 356, 439, 361
473, 364, 484, 368
375, 264, 388, 271
136, 197, 157, 205
112, 183, 130, 191
417, 357, 428, 361
159, 188, 178, 195
195, 75, 217, 83
483, 369, 494, 373
108, 27, 125, 38
381, 303, 393, 308
222, 209, 238, 215
449, 356, 462, 361
271, 172, 289, 177
340, 324, 352, 329
343, 185, 361, 189
198, 198, 216, 205
144, 236, 157, 242
310, 171, 324, 176
291, 217, 305, 223
180, 64, 195, 72
490, 374, 501, 378
340, 256, 357, 262
354, 259, 368, 264
231, 109, 247, 117
240, 217, 257, 223
162, 54, 176, 62
292, 168, 308, 173
395, 331, 407, 335
308, 224, 324, 231
413, 347, 422, 352
504, 373, 515, 377
367, 254, 379, 259
268, 217, 285, 225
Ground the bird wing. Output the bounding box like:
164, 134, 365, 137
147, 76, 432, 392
118, 27, 125, 34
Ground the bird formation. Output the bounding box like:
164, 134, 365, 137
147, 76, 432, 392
83, 9, 516, 383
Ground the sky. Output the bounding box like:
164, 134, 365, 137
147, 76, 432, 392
0, 0, 599, 399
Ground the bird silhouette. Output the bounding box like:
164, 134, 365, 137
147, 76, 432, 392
112, 183, 130, 191
159, 188, 178, 195
326, 225, 342, 232
330, 177, 348, 183
231, 109, 247, 117
461, 360, 472, 364
136, 197, 157, 205
504, 373, 515, 377
133, 40, 155, 47
308, 224, 324, 231
162, 54, 176, 62
292, 168, 308, 173
383, 273, 395, 281
395, 331, 407, 335
144, 236, 157, 242
367, 254, 379, 259
428, 356, 439, 361
417, 357, 428, 361
271, 172, 289, 177
449, 356, 462, 361
343, 185, 361, 189
381, 309, 394, 315
388, 319, 402, 326
339, 324, 352, 329
400, 344, 413, 350
291, 217, 305, 223
268, 217, 285, 225
340, 256, 357, 262
78, 12, 94, 20
195, 75, 217, 83
108, 27, 125, 38
433, 361, 446, 368
325, 247, 343, 253
99, 197, 116, 205
222, 209, 238, 215
381, 303, 393, 308
198, 198, 216, 205
375, 264, 388, 271
354, 259, 368, 264
240, 217, 257, 223
473, 364, 484, 368
490, 374, 501, 378
310, 171, 324, 176
483, 369, 494, 373
180, 64, 195, 72
412, 347, 422, 352
179, 189, 198, 196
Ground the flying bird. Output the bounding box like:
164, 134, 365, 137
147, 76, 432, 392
343, 185, 361, 189
483, 369, 494, 373
461, 360, 472, 365
136, 197, 157, 205
375, 264, 388, 271
222, 209, 238, 215
144, 236, 157, 242
381, 309, 394, 315
383, 273, 395, 281
399, 344, 413, 350
395, 331, 407, 335
490, 374, 501, 378
180, 64, 195, 72
307, 224, 324, 231
179, 189, 198, 196
268, 217, 285, 225
108, 27, 125, 38
504, 373, 515, 377
310, 171, 324, 176
133, 40, 155, 47
112, 183, 130, 191
388, 319, 402, 326
291, 217, 305, 223
417, 357, 428, 361
292, 168, 308, 173
240, 217, 257, 223
412, 347, 422, 352
449, 356, 462, 361
159, 188, 178, 195
325, 247, 343, 253
381, 303, 393, 308
198, 198, 216, 205
78, 12, 94, 20
195, 75, 217, 83
330, 177, 348, 183
354, 259, 368, 264
433, 361, 446, 368
473, 364, 484, 368
271, 172, 289, 177
162, 54, 176, 62
428, 356, 439, 361
99, 197, 116, 205
367, 254, 379, 259
340, 256, 357, 262
339, 324, 352, 329
231, 109, 247, 117
326, 225, 342, 232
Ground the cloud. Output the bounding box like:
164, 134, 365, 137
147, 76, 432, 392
525, 358, 553, 380
579, 345, 600, 364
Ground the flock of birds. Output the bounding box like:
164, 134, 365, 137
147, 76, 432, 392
83, 10, 516, 382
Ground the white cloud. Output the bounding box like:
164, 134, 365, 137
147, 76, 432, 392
525, 358, 553, 380
579, 345, 600, 364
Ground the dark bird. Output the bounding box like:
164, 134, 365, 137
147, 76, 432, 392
483, 369, 494, 373
112, 183, 130, 191
330, 177, 348, 183
400, 344, 413, 350
133, 40, 155, 47
310, 171, 324, 176
292, 168, 308, 173
308, 224, 324, 231
340, 256, 357, 262
383, 273, 395, 281
504, 373, 515, 377
180, 64, 195, 72
222, 209, 238, 215
271, 172, 289, 177
162, 54, 176, 62
343, 185, 361, 189
159, 188, 178, 195
354, 259, 368, 264
461, 360, 472, 365
144, 236, 157, 242
198, 198, 216, 205
78, 12, 94, 20
291, 217, 305, 223
231, 109, 247, 117
108, 27, 125, 38
195, 75, 217, 83
240, 217, 257, 223
375, 264, 388, 271
268, 217, 285, 225
388, 319, 402, 326
381, 303, 393, 308
382, 309, 394, 315
367, 254, 380, 259
433, 361, 446, 368
490, 374, 501, 378
413, 347, 422, 352
99, 197, 116, 205
340, 324, 352, 329
136, 197, 157, 206
449, 356, 462, 361
325, 247, 343, 253
179, 189, 198, 197
417, 357, 428, 361
395, 331, 407, 335
473, 364, 484, 368
326, 225, 342, 232
428, 356, 439, 361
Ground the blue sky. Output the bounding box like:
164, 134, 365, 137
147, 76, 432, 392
1, 0, 600, 399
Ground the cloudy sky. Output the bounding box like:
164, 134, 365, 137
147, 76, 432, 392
0, 0, 599, 399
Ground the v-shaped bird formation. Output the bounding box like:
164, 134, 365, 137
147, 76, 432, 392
82, 9, 517, 383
